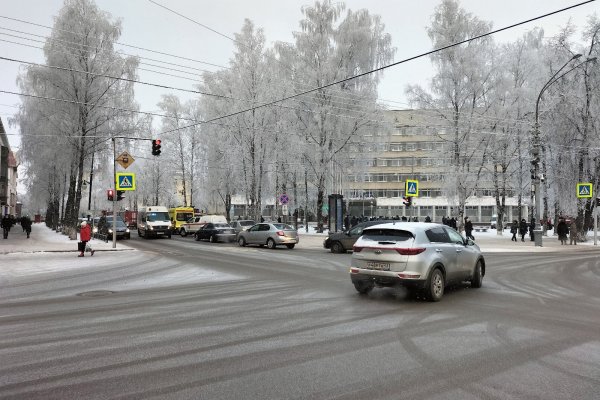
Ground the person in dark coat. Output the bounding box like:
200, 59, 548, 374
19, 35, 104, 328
21, 215, 32, 238
556, 218, 568, 245
1, 214, 12, 239
510, 220, 518, 242
344, 214, 350, 230
464, 217, 474, 240
425, 215, 432, 222
529, 219, 535, 241
519, 218, 528, 242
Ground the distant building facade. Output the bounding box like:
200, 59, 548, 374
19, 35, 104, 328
0, 118, 18, 216
345, 109, 527, 224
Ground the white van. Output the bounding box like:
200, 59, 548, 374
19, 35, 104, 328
179, 214, 228, 237
137, 206, 172, 238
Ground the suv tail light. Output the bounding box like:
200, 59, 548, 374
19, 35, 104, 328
353, 246, 363, 252
395, 247, 426, 255
276, 230, 285, 236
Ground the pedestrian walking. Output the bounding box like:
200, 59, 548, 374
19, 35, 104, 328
510, 220, 518, 242
529, 219, 535, 241
569, 222, 577, 245
464, 217, 474, 240
21, 215, 32, 238
425, 215, 432, 222
78, 220, 94, 257
1, 214, 11, 239
556, 218, 568, 245
519, 218, 528, 242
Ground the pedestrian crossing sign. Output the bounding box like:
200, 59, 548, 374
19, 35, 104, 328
576, 183, 592, 198
116, 173, 136, 191
405, 179, 419, 197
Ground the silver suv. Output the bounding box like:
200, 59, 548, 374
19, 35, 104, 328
350, 222, 485, 301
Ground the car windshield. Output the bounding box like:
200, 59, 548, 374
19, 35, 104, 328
147, 212, 170, 222
361, 228, 413, 242
106, 219, 127, 227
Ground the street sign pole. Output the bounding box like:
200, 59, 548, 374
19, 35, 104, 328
111, 137, 117, 249
594, 206, 597, 246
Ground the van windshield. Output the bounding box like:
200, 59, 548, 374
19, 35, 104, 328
147, 212, 170, 222
176, 212, 194, 221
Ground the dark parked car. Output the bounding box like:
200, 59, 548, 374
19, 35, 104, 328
93, 216, 130, 239
324, 220, 394, 253
194, 223, 237, 243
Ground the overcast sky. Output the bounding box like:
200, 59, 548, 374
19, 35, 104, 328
0, 0, 597, 150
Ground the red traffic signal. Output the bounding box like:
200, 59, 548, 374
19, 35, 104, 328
152, 139, 162, 156
107, 189, 114, 201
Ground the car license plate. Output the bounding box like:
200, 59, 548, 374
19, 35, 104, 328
156, 232, 164, 235
366, 262, 390, 271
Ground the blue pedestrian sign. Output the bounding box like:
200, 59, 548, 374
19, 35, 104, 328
116, 173, 136, 191
405, 179, 419, 197
576, 183, 592, 198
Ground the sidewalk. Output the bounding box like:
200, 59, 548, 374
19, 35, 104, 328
297, 227, 600, 253
0, 223, 134, 255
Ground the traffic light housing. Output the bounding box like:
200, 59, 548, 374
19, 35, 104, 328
152, 139, 162, 156
116, 190, 125, 201
403, 196, 412, 207
107, 189, 114, 201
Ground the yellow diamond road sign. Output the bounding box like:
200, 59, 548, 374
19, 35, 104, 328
116, 151, 135, 169
116, 173, 136, 191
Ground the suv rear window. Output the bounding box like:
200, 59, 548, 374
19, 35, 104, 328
361, 228, 413, 242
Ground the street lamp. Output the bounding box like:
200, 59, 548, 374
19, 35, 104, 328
531, 54, 597, 243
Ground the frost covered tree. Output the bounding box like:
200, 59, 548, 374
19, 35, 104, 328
16, 0, 138, 231
406, 0, 495, 231
290, 0, 394, 231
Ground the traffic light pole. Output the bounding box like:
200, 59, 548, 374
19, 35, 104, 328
111, 137, 117, 249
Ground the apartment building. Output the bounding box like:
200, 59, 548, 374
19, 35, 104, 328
345, 109, 527, 224
0, 118, 19, 217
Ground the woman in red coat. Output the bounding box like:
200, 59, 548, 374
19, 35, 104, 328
79, 221, 93, 257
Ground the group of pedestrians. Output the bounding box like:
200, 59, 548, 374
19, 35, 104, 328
509, 217, 578, 245
2, 214, 32, 239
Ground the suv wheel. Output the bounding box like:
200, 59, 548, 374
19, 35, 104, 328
426, 268, 444, 302
210, 235, 217, 243
267, 238, 276, 249
353, 281, 374, 294
238, 237, 246, 247
471, 260, 483, 288
194, 233, 200, 241
331, 241, 345, 253
180, 228, 187, 237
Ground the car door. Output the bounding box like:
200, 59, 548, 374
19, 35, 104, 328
445, 227, 478, 280
245, 224, 261, 244
257, 223, 271, 244
425, 227, 458, 281
343, 224, 365, 250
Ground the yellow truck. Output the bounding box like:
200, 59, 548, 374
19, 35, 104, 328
168, 207, 195, 234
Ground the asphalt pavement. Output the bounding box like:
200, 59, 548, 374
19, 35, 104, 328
2, 222, 598, 256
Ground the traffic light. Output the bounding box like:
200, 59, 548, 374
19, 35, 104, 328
403, 196, 412, 207
152, 139, 162, 156
107, 189, 114, 201
116, 190, 125, 201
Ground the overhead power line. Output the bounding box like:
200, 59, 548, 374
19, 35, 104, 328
0, 55, 230, 99
157, 0, 597, 135
0, 15, 228, 70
